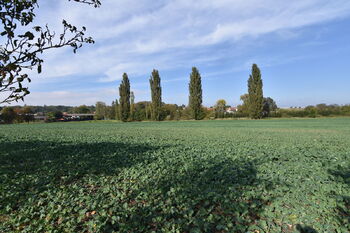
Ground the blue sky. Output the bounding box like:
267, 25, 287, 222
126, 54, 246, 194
6, 0, 350, 107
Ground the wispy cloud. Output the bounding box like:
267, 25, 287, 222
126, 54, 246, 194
32, 0, 350, 81
4, 0, 350, 106
18, 88, 117, 106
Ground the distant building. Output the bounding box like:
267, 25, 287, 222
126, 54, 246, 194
63, 113, 94, 121
34, 113, 47, 121
225, 107, 237, 114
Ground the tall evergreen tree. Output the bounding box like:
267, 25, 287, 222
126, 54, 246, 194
115, 99, 120, 120
145, 102, 152, 120
119, 73, 130, 122
149, 69, 162, 121
188, 67, 203, 120
130, 91, 135, 121
247, 64, 264, 119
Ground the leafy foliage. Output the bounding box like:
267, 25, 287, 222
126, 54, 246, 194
105, 101, 117, 120
46, 111, 63, 122
0, 106, 16, 123
0, 0, 100, 103
130, 91, 135, 121
21, 106, 34, 123
95, 102, 107, 120
73, 105, 95, 114
149, 69, 162, 121
214, 99, 227, 118
248, 64, 264, 119
262, 97, 278, 117
115, 100, 120, 120
118, 73, 130, 122
188, 67, 203, 120
1, 118, 350, 232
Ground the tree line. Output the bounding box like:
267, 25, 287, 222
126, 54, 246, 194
93, 67, 206, 122
101, 64, 273, 121
93, 64, 350, 122
0, 105, 95, 114
2, 64, 350, 124
0, 105, 96, 124
2, 2, 349, 124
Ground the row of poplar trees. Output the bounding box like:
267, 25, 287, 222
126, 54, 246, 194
116, 67, 203, 122
116, 64, 265, 122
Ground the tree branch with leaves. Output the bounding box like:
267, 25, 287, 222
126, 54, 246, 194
0, 0, 101, 104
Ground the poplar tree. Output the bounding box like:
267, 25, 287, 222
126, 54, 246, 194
145, 102, 152, 120
115, 99, 120, 120
149, 69, 162, 121
247, 64, 264, 119
119, 73, 130, 122
130, 91, 135, 121
188, 67, 203, 120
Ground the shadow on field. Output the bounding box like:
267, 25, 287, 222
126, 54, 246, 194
1, 140, 279, 232
103, 156, 276, 232
0, 140, 160, 212
296, 224, 319, 233
329, 165, 350, 230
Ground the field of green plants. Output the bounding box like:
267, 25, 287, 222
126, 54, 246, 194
1, 118, 350, 232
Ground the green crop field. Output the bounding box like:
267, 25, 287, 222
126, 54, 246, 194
1, 118, 350, 232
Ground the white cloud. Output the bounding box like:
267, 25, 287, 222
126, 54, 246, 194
5, 87, 151, 106
31, 0, 350, 82
5, 88, 117, 106
4, 0, 350, 105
